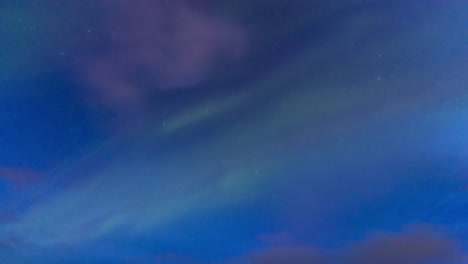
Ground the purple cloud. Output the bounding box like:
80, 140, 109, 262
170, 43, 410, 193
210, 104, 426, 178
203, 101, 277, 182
250, 245, 325, 264
345, 226, 464, 264
0, 167, 40, 189
80, 0, 247, 114
239, 226, 465, 264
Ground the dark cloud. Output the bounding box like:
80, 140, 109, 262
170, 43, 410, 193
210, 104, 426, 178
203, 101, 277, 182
242, 226, 465, 264
345, 226, 464, 264
0, 167, 40, 189
80, 0, 247, 114
251, 245, 325, 264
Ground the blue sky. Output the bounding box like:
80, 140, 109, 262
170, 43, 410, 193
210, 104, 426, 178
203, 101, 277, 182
0, 0, 467, 263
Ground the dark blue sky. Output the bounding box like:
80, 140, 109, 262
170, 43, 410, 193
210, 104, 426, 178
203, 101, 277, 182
0, 1, 467, 263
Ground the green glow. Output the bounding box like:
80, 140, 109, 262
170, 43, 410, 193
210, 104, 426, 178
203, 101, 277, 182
164, 94, 246, 133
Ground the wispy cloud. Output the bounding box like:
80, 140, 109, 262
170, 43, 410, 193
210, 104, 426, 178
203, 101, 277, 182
0, 167, 40, 189
251, 245, 325, 264
344, 226, 463, 264
80, 0, 247, 115
238, 226, 465, 264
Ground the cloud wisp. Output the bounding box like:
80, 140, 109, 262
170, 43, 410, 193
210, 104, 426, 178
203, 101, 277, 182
241, 226, 465, 264
80, 0, 247, 115
0, 167, 40, 189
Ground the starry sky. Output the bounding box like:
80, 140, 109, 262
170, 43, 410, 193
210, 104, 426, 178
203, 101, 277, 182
0, 0, 467, 263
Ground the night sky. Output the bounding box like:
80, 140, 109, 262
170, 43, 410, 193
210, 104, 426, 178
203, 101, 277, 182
1, 0, 468, 263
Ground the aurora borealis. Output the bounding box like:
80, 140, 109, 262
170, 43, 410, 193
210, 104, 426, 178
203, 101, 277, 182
1, 0, 468, 263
